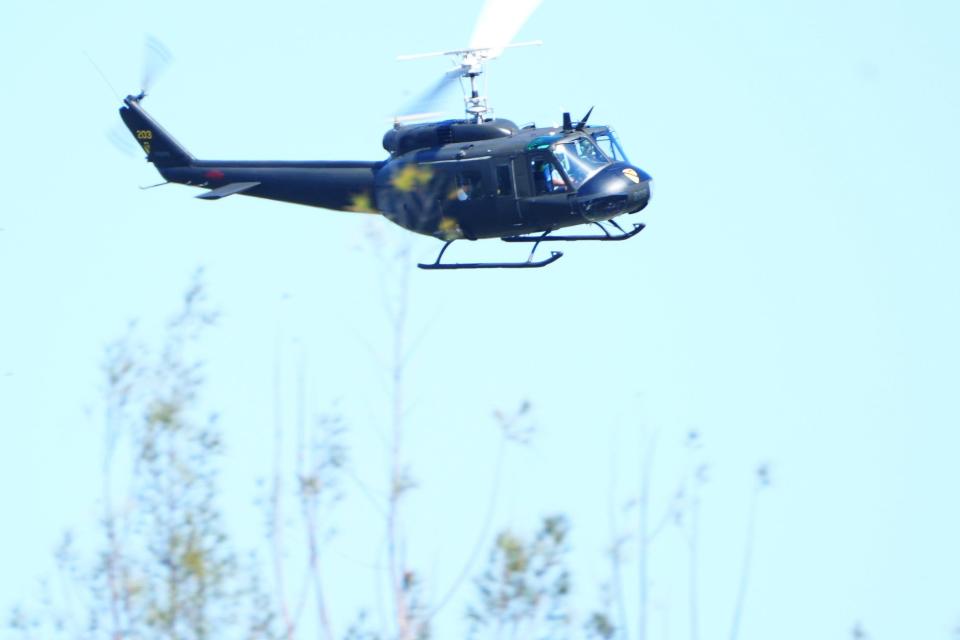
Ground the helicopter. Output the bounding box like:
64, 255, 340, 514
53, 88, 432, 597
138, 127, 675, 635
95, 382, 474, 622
118, 7, 652, 269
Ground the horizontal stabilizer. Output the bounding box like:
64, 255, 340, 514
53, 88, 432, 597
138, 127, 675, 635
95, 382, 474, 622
196, 181, 261, 200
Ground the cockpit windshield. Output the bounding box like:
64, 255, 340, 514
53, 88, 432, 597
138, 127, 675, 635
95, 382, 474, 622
551, 136, 610, 187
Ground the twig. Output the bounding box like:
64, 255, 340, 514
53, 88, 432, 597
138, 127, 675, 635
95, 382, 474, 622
728, 468, 767, 640
426, 431, 508, 620
638, 429, 660, 640
608, 426, 630, 640
270, 328, 295, 639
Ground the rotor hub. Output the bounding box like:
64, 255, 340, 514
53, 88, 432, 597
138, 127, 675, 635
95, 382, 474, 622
397, 40, 542, 124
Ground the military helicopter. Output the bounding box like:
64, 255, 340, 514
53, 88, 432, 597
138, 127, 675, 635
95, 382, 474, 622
119, 3, 652, 269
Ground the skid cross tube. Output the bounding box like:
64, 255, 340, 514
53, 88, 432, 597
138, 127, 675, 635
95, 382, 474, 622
417, 238, 563, 270
502, 221, 645, 243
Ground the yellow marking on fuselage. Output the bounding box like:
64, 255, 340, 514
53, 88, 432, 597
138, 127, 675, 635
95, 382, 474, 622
438, 216, 463, 240
391, 165, 433, 192
347, 192, 379, 214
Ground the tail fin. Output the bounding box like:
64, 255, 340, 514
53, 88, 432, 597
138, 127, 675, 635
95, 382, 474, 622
119, 95, 194, 167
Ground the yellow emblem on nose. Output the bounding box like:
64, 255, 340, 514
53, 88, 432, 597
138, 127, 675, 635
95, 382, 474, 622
622, 168, 640, 184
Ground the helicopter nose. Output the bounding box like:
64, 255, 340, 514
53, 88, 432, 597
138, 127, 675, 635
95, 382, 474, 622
576, 164, 651, 221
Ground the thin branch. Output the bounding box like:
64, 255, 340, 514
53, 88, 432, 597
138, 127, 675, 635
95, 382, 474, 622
386, 244, 414, 640
688, 488, 700, 640
426, 432, 508, 620
607, 425, 630, 640
290, 348, 337, 640
102, 402, 124, 640
728, 467, 768, 640
646, 490, 681, 545
342, 464, 388, 519
270, 329, 295, 639
638, 429, 660, 640
685, 437, 705, 640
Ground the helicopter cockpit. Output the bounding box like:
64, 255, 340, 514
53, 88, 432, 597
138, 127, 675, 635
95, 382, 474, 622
528, 133, 616, 194
552, 135, 610, 187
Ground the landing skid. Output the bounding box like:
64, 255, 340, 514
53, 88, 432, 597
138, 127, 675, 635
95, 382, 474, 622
417, 237, 563, 270
502, 220, 645, 243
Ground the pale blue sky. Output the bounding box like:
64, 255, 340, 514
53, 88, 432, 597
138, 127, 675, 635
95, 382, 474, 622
1, 0, 959, 638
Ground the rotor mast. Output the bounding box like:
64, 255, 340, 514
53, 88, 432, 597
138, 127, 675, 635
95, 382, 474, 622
462, 51, 488, 123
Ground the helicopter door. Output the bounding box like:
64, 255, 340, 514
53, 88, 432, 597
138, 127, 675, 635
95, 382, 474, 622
445, 168, 491, 238
493, 161, 524, 228
521, 153, 575, 229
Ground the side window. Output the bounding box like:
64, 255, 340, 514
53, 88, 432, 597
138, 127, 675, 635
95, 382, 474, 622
530, 157, 567, 195
496, 165, 513, 196
595, 135, 617, 160
454, 170, 485, 201
593, 133, 629, 163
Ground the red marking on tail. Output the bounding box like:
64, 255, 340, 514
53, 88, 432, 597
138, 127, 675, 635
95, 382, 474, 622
204, 169, 225, 180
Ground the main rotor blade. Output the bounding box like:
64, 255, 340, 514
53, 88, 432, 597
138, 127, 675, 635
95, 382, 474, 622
140, 35, 173, 96
397, 67, 462, 120
468, 0, 543, 59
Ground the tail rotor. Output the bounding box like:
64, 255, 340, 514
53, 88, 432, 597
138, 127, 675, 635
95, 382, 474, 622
86, 37, 174, 157
136, 35, 173, 100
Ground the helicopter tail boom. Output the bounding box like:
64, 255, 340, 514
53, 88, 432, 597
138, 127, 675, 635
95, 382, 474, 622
119, 96, 195, 168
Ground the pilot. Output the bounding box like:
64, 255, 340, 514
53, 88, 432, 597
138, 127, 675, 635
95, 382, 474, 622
545, 164, 566, 192
552, 167, 567, 190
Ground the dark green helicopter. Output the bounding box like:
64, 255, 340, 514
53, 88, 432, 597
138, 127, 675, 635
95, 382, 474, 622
119, 13, 652, 269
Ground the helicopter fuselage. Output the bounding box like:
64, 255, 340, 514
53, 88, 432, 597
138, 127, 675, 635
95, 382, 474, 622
120, 96, 651, 245
375, 118, 650, 240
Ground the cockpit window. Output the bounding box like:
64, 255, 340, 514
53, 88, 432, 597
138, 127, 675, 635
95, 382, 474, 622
531, 156, 568, 195
592, 129, 630, 163
453, 171, 485, 201
551, 136, 610, 187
